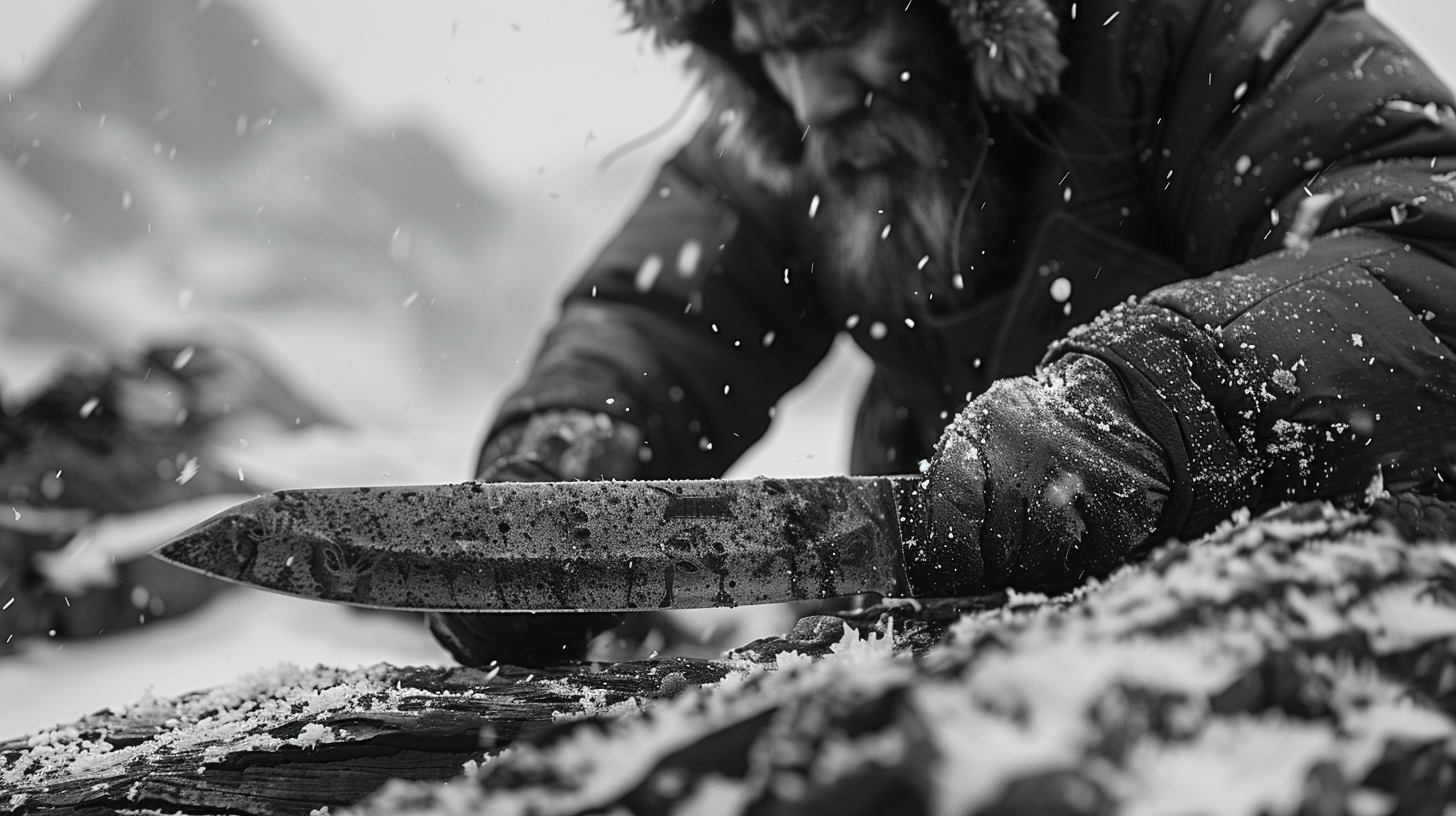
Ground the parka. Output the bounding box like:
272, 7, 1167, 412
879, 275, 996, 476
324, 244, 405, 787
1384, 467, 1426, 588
487, 0, 1456, 549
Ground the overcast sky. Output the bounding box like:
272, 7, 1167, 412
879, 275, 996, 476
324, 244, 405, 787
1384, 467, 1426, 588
0, 0, 1452, 200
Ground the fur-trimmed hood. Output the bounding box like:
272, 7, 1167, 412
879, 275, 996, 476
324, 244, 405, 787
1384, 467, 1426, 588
619, 0, 1068, 189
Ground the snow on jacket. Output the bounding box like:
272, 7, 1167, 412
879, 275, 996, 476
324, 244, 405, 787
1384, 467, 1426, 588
489, 0, 1456, 543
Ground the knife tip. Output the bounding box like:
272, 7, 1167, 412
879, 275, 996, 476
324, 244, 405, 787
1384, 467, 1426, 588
152, 494, 276, 580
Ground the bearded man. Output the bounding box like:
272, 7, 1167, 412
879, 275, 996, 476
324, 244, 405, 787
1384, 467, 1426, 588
430, 0, 1456, 666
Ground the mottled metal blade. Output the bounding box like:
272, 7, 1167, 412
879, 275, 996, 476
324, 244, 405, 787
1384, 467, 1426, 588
154, 475, 922, 612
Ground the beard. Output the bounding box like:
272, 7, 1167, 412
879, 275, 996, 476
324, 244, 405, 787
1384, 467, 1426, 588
798, 87, 985, 307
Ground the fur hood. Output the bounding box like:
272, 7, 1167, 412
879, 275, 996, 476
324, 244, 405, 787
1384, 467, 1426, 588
620, 0, 1068, 189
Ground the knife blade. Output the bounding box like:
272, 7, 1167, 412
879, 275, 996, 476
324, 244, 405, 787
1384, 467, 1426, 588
154, 475, 925, 611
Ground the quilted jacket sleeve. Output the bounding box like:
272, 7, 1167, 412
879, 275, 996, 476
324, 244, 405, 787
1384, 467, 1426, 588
1045, 0, 1456, 542
1147, 0, 1456, 269
486, 119, 837, 478
1053, 230, 1456, 542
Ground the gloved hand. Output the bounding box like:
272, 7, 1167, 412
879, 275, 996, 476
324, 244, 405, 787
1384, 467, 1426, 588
911, 354, 1172, 596
428, 409, 643, 668
475, 409, 642, 483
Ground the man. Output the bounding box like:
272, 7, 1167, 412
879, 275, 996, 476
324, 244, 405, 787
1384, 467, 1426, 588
431, 0, 1456, 665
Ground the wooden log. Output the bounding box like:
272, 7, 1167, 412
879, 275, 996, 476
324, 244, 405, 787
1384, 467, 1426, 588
0, 659, 731, 815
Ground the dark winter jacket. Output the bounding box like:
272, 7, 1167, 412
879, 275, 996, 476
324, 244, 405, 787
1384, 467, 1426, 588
490, 0, 1456, 544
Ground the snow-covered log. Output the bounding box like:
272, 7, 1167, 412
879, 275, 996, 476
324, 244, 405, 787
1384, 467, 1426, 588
5, 494, 1456, 815
0, 658, 730, 815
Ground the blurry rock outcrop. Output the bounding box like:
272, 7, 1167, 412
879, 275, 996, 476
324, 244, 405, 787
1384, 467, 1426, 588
0, 0, 516, 653
0, 0, 511, 377
0, 338, 341, 651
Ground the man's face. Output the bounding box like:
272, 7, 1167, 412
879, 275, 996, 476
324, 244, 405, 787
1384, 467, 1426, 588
729, 0, 979, 298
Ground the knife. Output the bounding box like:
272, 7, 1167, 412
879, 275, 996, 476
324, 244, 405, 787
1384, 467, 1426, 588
154, 475, 926, 612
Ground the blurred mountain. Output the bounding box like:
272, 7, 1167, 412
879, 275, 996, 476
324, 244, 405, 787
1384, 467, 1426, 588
0, 0, 515, 384
31, 0, 325, 166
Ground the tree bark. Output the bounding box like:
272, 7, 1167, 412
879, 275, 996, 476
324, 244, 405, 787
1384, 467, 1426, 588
1, 659, 731, 815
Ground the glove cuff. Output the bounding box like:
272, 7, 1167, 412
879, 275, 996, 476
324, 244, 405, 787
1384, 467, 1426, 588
907, 431, 989, 597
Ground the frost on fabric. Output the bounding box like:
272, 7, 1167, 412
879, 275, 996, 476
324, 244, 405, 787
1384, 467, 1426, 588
1061, 241, 1452, 536
1268, 366, 1299, 394
1057, 300, 1266, 526
934, 353, 1170, 588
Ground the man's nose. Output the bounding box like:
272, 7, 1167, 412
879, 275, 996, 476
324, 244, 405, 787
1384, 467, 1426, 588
765, 50, 866, 129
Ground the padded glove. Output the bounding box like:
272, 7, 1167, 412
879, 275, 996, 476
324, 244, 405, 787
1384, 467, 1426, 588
428, 409, 642, 667
912, 354, 1172, 595
476, 409, 642, 483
